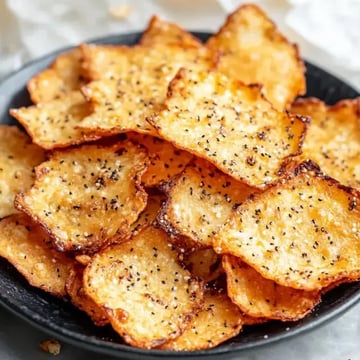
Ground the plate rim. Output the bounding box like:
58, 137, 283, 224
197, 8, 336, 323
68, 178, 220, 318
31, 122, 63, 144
0, 31, 359, 359
0, 281, 360, 359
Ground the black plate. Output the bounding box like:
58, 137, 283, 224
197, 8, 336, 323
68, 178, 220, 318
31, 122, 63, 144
0, 32, 359, 360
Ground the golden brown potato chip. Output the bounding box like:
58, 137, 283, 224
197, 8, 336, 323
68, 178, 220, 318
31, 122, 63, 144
0, 126, 45, 218
27, 48, 86, 104
149, 69, 307, 188
213, 161, 360, 291
66, 266, 109, 326
126, 133, 193, 187
0, 214, 73, 297
15, 141, 148, 252
160, 292, 243, 350
223, 255, 321, 321
183, 248, 223, 283
158, 159, 256, 247
290, 97, 360, 189
83, 226, 204, 349
80, 43, 210, 81
206, 4, 305, 110
78, 44, 211, 137
10, 91, 100, 150
130, 194, 165, 235
78, 78, 160, 136
80, 44, 132, 81
139, 16, 203, 47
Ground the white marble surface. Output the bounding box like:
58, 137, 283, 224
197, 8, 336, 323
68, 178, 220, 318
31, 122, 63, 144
0, 0, 359, 359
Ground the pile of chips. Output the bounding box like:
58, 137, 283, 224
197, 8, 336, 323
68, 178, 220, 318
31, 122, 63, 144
1, 4, 359, 351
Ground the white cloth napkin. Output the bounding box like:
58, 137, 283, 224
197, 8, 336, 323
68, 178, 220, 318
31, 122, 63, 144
1, 0, 359, 91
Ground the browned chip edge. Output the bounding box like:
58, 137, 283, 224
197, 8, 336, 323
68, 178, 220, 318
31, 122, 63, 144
65, 265, 109, 326
292, 97, 360, 118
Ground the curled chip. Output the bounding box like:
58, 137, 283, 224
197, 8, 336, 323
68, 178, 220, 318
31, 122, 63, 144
126, 133, 193, 187
206, 4, 305, 110
0, 126, 45, 218
66, 266, 109, 326
15, 141, 148, 252
83, 226, 204, 349
149, 69, 307, 188
0, 214, 73, 297
160, 292, 243, 351
130, 194, 165, 235
223, 255, 321, 321
78, 44, 211, 137
213, 161, 360, 291
183, 248, 223, 283
158, 159, 256, 247
139, 16, 203, 47
10, 91, 99, 150
290, 97, 360, 189
27, 48, 86, 104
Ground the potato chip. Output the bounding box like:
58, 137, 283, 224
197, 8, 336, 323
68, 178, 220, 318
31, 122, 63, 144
83, 226, 204, 349
27, 48, 86, 104
213, 161, 360, 291
15, 141, 148, 252
290, 97, 360, 189
223, 255, 320, 321
80, 43, 210, 81
139, 16, 203, 48
130, 194, 165, 237
78, 78, 160, 136
66, 266, 109, 326
0, 126, 45, 218
80, 44, 131, 81
160, 291, 243, 351
78, 44, 211, 137
149, 69, 307, 188
158, 158, 256, 247
206, 4, 305, 110
126, 133, 193, 187
0, 214, 73, 297
10, 91, 100, 150
183, 248, 223, 283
